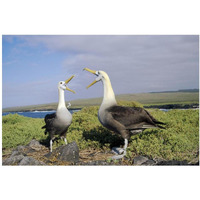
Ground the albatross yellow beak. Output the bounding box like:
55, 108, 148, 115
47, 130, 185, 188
65, 75, 76, 93
83, 68, 98, 89
86, 80, 98, 89
65, 75, 75, 84
83, 68, 97, 74
66, 87, 76, 93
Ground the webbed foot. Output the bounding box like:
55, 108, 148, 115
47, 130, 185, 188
110, 139, 128, 160
112, 147, 125, 155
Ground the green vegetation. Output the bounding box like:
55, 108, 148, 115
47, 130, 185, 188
128, 109, 199, 161
2, 91, 199, 112
2, 102, 199, 163
2, 114, 46, 149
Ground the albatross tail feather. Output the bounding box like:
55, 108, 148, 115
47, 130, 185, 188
153, 118, 166, 129
144, 109, 166, 128
156, 124, 166, 129
153, 119, 166, 125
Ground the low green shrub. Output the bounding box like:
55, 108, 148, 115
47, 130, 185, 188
128, 109, 199, 161
117, 100, 143, 107
2, 114, 46, 149
2, 105, 199, 162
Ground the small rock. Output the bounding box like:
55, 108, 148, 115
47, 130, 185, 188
79, 160, 111, 165
133, 156, 149, 165
10, 150, 25, 157
156, 160, 189, 165
153, 158, 165, 164
16, 145, 26, 152
2, 155, 25, 165
44, 152, 52, 158
55, 142, 79, 162
28, 139, 43, 151
19, 156, 45, 165
142, 159, 156, 166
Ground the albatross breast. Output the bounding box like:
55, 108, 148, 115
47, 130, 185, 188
55, 108, 72, 126
43, 109, 72, 136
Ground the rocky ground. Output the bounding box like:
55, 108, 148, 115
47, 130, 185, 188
2, 139, 199, 166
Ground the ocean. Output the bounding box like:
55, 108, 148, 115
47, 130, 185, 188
2, 109, 80, 119
2, 108, 197, 119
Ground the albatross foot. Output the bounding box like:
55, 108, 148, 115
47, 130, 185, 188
110, 139, 128, 160
111, 151, 126, 160
111, 154, 126, 160
111, 147, 126, 160
112, 147, 125, 155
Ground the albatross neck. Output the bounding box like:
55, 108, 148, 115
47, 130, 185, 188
101, 77, 117, 108
57, 89, 67, 110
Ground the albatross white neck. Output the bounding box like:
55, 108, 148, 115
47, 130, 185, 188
101, 76, 117, 108
57, 88, 67, 110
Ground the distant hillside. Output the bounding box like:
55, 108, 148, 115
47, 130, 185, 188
2, 91, 199, 112
150, 89, 199, 93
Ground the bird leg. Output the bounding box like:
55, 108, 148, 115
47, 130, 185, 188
60, 136, 68, 145
64, 138, 67, 145
50, 139, 53, 152
111, 139, 128, 160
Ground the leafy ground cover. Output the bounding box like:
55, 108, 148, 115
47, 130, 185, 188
2, 102, 199, 163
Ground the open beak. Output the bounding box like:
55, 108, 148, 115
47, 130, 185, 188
83, 68, 97, 74
83, 68, 98, 89
65, 75, 76, 93
86, 80, 98, 89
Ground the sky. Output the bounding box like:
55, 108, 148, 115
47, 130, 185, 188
2, 35, 199, 108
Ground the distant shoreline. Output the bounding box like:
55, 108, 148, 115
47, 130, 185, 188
3, 90, 199, 113
2, 107, 82, 113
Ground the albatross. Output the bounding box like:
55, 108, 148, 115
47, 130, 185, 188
84, 68, 165, 159
42, 76, 75, 152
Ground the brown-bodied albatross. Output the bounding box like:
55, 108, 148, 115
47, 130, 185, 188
84, 68, 165, 159
42, 76, 75, 152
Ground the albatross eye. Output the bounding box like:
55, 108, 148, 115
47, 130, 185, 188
60, 82, 62, 84
96, 71, 100, 76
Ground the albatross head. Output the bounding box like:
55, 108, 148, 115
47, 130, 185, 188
58, 75, 76, 93
83, 68, 110, 88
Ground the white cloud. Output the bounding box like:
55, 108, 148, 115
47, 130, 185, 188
3, 35, 199, 107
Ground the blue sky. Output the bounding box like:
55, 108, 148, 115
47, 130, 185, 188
2, 35, 199, 108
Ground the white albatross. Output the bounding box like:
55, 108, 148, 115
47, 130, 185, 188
84, 68, 165, 159
42, 75, 75, 152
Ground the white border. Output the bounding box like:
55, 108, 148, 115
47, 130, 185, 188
1, 1, 199, 200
